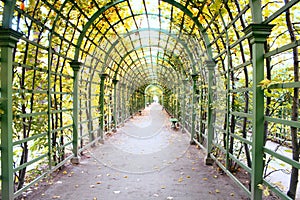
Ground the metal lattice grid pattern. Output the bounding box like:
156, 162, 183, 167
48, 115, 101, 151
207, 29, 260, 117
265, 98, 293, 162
0, 0, 299, 200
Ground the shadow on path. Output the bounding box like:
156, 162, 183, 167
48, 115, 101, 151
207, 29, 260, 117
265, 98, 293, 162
31, 103, 248, 200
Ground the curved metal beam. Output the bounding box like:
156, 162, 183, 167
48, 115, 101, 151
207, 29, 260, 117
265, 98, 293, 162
74, 0, 213, 61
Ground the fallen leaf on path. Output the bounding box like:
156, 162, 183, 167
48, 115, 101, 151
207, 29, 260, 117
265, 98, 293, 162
178, 177, 183, 182
167, 197, 173, 200
62, 171, 67, 175
161, 185, 166, 189
202, 177, 208, 181
123, 175, 128, 178
153, 194, 159, 197
230, 192, 235, 196
75, 184, 79, 188
52, 195, 60, 199
90, 185, 95, 188
113, 191, 121, 194
186, 175, 191, 179
96, 181, 101, 184
215, 189, 220, 193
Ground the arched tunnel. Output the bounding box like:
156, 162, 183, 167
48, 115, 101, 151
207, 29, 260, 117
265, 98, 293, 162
0, 0, 300, 199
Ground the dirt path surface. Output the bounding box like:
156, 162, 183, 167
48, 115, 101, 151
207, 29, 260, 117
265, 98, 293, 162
30, 103, 248, 200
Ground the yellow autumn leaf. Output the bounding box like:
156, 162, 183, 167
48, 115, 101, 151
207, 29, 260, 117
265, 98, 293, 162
258, 184, 264, 190
215, 189, 220, 193
178, 177, 183, 182
263, 187, 270, 196
258, 78, 271, 89
272, 181, 285, 190
62, 171, 67, 175
161, 185, 166, 189
202, 177, 208, 181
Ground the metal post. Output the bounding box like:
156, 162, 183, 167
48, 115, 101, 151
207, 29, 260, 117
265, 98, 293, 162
99, 73, 108, 143
205, 60, 216, 165
244, 24, 274, 200
176, 87, 180, 118
121, 83, 126, 124
69, 61, 81, 164
181, 79, 188, 132
190, 74, 198, 145
112, 79, 118, 131
0, 28, 22, 200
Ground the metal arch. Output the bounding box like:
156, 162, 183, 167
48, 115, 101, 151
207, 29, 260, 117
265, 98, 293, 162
111, 44, 190, 80
123, 62, 180, 88
116, 51, 185, 72
74, 0, 214, 62
122, 62, 179, 91
125, 77, 177, 95
161, 0, 213, 58
119, 55, 183, 82
85, 33, 192, 90
145, 84, 165, 94
123, 63, 176, 86
100, 28, 198, 74
116, 57, 182, 93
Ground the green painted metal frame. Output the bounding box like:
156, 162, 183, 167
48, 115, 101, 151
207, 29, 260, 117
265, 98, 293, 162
244, 23, 274, 200
70, 61, 82, 164
0, 28, 22, 200
0, 1, 299, 200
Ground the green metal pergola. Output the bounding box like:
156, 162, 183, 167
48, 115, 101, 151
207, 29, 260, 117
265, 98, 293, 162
0, 0, 300, 199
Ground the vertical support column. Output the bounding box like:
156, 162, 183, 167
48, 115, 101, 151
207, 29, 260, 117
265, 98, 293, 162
0, 28, 22, 200
190, 74, 198, 145
176, 86, 180, 118
205, 60, 216, 165
181, 79, 188, 132
69, 61, 82, 164
244, 24, 274, 200
112, 79, 118, 131
121, 83, 126, 123
99, 73, 108, 143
